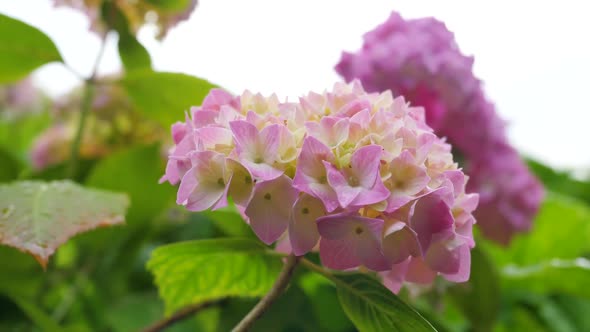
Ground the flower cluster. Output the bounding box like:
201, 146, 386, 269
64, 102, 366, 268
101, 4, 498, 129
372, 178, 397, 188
162, 81, 479, 291
335, 12, 543, 244
53, 0, 198, 38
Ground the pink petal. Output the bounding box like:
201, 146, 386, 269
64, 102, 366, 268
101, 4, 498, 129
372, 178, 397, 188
382, 222, 422, 264
441, 244, 471, 282
317, 214, 390, 271
381, 258, 411, 293
410, 193, 454, 251
351, 145, 383, 188
229, 120, 259, 156
245, 175, 299, 244
289, 194, 324, 256
226, 158, 254, 207
405, 257, 437, 284
319, 238, 361, 270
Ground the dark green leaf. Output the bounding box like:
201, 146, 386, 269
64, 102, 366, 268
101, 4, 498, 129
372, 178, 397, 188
147, 238, 282, 314
0, 180, 128, 267
6, 294, 65, 332
0, 14, 62, 83
120, 71, 218, 127
334, 273, 436, 332
86, 144, 174, 224
118, 32, 152, 72
299, 272, 354, 332
0, 149, 21, 182
449, 247, 500, 332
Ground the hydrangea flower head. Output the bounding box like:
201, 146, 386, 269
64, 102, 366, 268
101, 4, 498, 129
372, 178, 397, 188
336, 11, 543, 244
163, 81, 479, 291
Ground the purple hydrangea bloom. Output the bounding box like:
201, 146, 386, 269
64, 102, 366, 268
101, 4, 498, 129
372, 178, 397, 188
336, 11, 543, 245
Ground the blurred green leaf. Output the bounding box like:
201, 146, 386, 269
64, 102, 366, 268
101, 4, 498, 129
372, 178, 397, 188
334, 273, 436, 332
449, 247, 500, 332
502, 258, 590, 298
0, 148, 21, 182
0, 14, 62, 83
0, 109, 51, 162
528, 159, 590, 204
299, 272, 354, 332
120, 71, 217, 127
86, 144, 174, 224
202, 208, 256, 238
494, 306, 550, 332
485, 192, 590, 266
0, 180, 128, 267
7, 295, 64, 332
0, 246, 42, 297
553, 295, 590, 331
145, 0, 192, 11
147, 238, 282, 314
118, 32, 152, 72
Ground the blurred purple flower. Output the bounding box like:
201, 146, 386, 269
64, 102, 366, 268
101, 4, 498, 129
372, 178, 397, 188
336, 11, 544, 244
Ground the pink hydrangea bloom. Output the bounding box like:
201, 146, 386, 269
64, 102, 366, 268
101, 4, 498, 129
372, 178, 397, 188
162, 82, 478, 291
336, 11, 543, 245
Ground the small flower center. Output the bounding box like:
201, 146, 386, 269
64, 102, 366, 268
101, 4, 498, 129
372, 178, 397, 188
264, 193, 272, 200
348, 176, 360, 187
217, 178, 225, 187
254, 157, 264, 164
319, 175, 328, 184
301, 207, 309, 214
355, 226, 364, 235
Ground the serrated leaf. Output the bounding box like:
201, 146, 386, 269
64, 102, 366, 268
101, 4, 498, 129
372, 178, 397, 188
147, 238, 282, 314
0, 14, 63, 83
333, 273, 436, 332
120, 71, 217, 127
502, 258, 590, 298
0, 180, 129, 267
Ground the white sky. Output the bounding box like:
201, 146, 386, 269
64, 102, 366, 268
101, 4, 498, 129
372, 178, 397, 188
1, 0, 589, 171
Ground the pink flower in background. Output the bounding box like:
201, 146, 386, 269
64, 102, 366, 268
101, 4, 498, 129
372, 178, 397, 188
336, 11, 543, 245
162, 81, 478, 291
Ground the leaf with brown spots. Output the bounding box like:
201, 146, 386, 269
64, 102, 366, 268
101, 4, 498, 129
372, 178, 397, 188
0, 180, 129, 268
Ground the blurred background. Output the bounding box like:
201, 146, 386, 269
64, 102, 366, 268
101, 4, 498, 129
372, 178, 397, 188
1, 0, 589, 171
1, 1, 589, 332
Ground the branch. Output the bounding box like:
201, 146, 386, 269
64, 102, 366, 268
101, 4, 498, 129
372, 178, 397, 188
231, 254, 300, 332
68, 36, 107, 178
141, 299, 221, 332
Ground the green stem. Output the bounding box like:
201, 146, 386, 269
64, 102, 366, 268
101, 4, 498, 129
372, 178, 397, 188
300, 257, 339, 283
68, 37, 107, 178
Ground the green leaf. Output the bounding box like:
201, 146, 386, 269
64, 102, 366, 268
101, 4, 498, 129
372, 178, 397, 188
449, 247, 500, 332
299, 272, 354, 332
0, 148, 21, 182
118, 32, 152, 72
0, 14, 62, 83
527, 158, 590, 204
333, 273, 436, 332
145, 0, 192, 12
0, 180, 128, 267
147, 238, 282, 314
86, 144, 174, 224
484, 192, 590, 266
120, 71, 218, 127
502, 258, 590, 298
6, 295, 65, 332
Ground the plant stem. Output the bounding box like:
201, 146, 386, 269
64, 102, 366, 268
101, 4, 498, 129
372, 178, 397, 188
141, 299, 221, 332
68, 36, 107, 178
231, 254, 300, 332
300, 257, 338, 282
